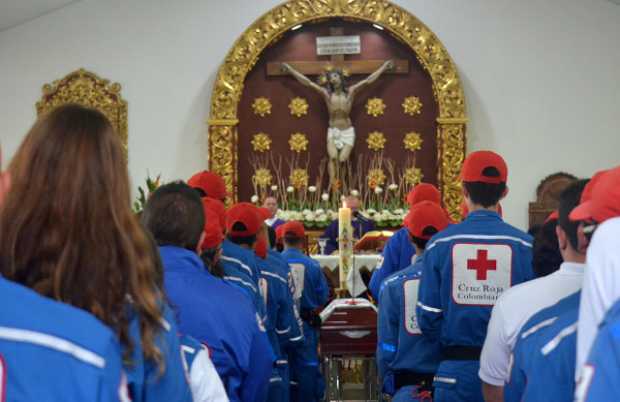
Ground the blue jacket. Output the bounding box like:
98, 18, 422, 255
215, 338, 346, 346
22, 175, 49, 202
417, 210, 534, 347
322, 214, 375, 255
370, 227, 416, 298
0, 277, 123, 402
220, 238, 267, 322
577, 298, 620, 402
505, 291, 580, 402
281, 248, 329, 313
160, 245, 274, 402
124, 302, 193, 402
377, 260, 441, 395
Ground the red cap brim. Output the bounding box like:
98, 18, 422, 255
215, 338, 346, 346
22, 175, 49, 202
569, 201, 593, 222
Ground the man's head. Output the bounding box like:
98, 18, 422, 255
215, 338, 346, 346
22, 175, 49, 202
344, 195, 361, 213
263, 196, 278, 218
461, 150, 508, 210
187, 170, 227, 202
557, 179, 589, 262
282, 221, 305, 249
225, 202, 262, 247
406, 183, 441, 208
142, 181, 205, 252
0, 146, 11, 207
404, 200, 449, 253
570, 167, 620, 229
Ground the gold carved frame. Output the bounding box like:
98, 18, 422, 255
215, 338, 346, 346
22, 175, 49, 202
208, 0, 467, 219
36, 68, 128, 153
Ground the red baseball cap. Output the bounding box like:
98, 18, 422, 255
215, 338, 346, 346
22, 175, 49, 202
570, 167, 620, 223
225, 203, 262, 236
545, 210, 559, 224
461, 151, 508, 184
202, 197, 226, 228
257, 207, 271, 221
254, 237, 268, 259
405, 201, 450, 239
275, 225, 285, 244
188, 171, 228, 201
200, 218, 223, 251
282, 221, 305, 239
406, 183, 441, 207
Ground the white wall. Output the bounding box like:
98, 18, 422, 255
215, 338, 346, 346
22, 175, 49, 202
1, 0, 619, 229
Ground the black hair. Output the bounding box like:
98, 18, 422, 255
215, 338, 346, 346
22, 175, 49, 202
410, 226, 439, 251
141, 181, 205, 251
227, 222, 257, 247
267, 226, 276, 250
192, 187, 207, 198
532, 219, 563, 278
463, 168, 507, 208
283, 235, 303, 248
320, 69, 348, 93
200, 248, 225, 278
558, 179, 589, 251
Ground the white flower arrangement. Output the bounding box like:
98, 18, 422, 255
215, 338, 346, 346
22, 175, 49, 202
388, 183, 398, 191
270, 185, 278, 191
286, 186, 294, 193
308, 186, 317, 193
350, 189, 360, 197
251, 195, 259, 203
321, 193, 329, 201
375, 186, 384, 194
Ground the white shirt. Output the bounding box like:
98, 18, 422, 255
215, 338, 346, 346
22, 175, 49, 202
576, 217, 620, 379
479, 262, 585, 386
189, 348, 229, 402
265, 216, 279, 227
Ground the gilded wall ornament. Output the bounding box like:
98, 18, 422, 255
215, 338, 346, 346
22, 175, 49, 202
289, 133, 309, 153
366, 131, 386, 151
251, 132, 272, 152
207, 0, 467, 217
36, 69, 128, 153
366, 97, 386, 117
253, 168, 273, 187
403, 132, 423, 152
402, 96, 423, 116
252, 97, 272, 117
289, 97, 309, 117
367, 168, 386, 189
290, 169, 309, 189
404, 167, 424, 186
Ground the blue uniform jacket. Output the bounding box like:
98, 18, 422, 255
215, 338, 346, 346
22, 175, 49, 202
505, 291, 580, 402
124, 302, 193, 402
220, 238, 267, 322
417, 210, 534, 347
377, 260, 441, 396
0, 277, 123, 402
160, 245, 274, 402
322, 215, 375, 255
281, 248, 329, 313
369, 227, 416, 298
577, 298, 620, 402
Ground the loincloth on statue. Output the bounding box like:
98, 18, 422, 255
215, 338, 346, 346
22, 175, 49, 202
327, 126, 355, 150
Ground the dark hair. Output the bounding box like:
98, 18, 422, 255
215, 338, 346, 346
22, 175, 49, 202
558, 179, 589, 251
463, 179, 507, 208
532, 219, 563, 277
200, 248, 225, 278
410, 227, 439, 251
227, 222, 257, 247
320, 69, 348, 93
142, 181, 205, 251
0, 104, 164, 368
192, 187, 207, 198
283, 235, 303, 248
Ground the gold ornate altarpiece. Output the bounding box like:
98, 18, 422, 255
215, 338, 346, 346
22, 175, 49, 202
36, 69, 128, 153
207, 0, 468, 220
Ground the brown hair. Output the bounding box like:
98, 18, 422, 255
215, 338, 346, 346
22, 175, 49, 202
0, 104, 163, 368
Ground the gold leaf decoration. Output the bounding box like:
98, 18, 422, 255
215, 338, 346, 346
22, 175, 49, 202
402, 96, 423, 116
367, 168, 386, 189
289, 169, 309, 189
404, 132, 423, 152
288, 132, 309, 153
366, 131, 386, 151
251, 132, 271, 152
252, 97, 272, 117
253, 168, 273, 187
404, 167, 424, 186
365, 98, 386, 117
289, 97, 309, 117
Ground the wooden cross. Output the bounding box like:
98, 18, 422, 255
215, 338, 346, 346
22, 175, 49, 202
267, 27, 409, 76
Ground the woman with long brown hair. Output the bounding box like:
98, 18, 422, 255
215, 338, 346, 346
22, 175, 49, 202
0, 104, 192, 401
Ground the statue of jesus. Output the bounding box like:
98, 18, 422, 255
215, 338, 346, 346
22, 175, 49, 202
282, 60, 394, 185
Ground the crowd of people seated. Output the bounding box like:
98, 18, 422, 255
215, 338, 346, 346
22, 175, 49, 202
0, 104, 619, 402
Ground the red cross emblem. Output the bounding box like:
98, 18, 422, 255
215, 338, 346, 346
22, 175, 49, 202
467, 249, 497, 280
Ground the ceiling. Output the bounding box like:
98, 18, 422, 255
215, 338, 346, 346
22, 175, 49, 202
0, 0, 78, 32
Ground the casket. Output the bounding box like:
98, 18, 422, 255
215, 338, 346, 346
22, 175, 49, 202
320, 298, 377, 356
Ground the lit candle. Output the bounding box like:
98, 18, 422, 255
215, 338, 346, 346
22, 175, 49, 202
338, 202, 353, 295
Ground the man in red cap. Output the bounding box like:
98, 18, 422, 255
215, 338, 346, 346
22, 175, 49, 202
416, 151, 533, 402
369, 183, 442, 299
281, 221, 329, 402
188, 170, 228, 202
377, 201, 449, 401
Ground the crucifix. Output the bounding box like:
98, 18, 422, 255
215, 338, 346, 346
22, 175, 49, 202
266, 27, 409, 187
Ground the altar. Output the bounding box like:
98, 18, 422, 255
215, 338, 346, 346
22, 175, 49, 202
312, 254, 382, 297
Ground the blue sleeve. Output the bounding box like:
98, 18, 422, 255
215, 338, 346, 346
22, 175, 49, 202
144, 307, 193, 402
504, 345, 527, 402
241, 320, 275, 402
99, 336, 124, 402
322, 221, 339, 255
278, 283, 304, 349
377, 284, 399, 390
582, 323, 620, 402
416, 249, 443, 338
369, 235, 401, 298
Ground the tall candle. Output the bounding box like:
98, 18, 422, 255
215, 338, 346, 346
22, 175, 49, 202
338, 204, 353, 294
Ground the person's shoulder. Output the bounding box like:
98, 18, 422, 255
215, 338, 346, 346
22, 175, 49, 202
496, 274, 552, 306
497, 220, 534, 244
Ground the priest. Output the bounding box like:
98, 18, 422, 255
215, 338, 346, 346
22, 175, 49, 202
321, 195, 375, 255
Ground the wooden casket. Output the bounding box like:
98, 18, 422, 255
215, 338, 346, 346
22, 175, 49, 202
320, 298, 379, 401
